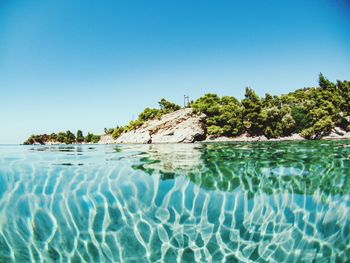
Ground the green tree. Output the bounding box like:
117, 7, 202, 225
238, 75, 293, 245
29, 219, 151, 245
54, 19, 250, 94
84, 133, 93, 143
291, 106, 311, 132
111, 126, 125, 139
319, 73, 335, 90
49, 133, 58, 141
138, 108, 161, 122
104, 128, 115, 135
158, 98, 181, 113
91, 135, 101, 143
242, 87, 264, 135
76, 130, 84, 143
191, 94, 243, 137
65, 130, 76, 144
57, 132, 66, 143
301, 116, 334, 139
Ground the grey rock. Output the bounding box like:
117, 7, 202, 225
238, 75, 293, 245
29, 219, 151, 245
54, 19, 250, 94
343, 132, 350, 139
115, 130, 151, 144
115, 108, 206, 144
333, 127, 346, 136
323, 132, 343, 139
98, 135, 116, 144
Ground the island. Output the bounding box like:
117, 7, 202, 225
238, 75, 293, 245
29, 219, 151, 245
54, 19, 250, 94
24, 74, 350, 145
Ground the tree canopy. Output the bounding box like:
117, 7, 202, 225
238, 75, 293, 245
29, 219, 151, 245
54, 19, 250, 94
23, 130, 100, 145
191, 74, 350, 139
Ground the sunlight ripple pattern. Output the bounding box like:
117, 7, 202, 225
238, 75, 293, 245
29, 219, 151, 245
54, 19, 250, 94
0, 141, 350, 262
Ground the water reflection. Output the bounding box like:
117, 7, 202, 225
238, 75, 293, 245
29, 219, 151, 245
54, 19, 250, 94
133, 141, 350, 196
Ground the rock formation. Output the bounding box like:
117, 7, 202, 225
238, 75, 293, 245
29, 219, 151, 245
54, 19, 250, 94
98, 134, 115, 144
115, 108, 206, 144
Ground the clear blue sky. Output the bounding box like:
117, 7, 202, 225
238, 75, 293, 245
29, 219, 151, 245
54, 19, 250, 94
1, 0, 350, 143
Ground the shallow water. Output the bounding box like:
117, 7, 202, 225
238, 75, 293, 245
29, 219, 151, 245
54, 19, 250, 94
0, 141, 350, 262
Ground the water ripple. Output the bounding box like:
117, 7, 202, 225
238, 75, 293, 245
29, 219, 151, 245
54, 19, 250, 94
0, 142, 349, 262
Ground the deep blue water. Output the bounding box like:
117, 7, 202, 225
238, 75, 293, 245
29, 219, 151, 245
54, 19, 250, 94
0, 141, 350, 262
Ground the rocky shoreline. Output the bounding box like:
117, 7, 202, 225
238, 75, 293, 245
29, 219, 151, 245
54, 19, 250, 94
96, 108, 350, 144
26, 108, 350, 145
97, 131, 350, 144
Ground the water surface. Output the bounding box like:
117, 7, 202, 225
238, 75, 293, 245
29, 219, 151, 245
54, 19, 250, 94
0, 141, 350, 262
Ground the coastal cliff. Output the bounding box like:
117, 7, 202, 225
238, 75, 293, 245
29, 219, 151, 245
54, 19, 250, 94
99, 108, 350, 144
100, 108, 206, 144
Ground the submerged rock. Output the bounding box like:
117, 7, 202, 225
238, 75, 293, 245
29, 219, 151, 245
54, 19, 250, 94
115, 108, 206, 144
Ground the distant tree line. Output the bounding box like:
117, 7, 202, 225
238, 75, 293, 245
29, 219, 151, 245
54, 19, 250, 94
24, 130, 100, 145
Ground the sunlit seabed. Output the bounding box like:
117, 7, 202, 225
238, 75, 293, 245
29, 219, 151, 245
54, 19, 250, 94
0, 141, 350, 262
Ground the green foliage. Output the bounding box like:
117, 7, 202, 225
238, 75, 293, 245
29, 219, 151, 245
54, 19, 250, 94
84, 133, 100, 143
138, 108, 162, 122
24, 130, 99, 144
64, 130, 76, 144
76, 130, 84, 143
104, 128, 115, 135
91, 135, 101, 143
319, 73, 336, 90
158, 98, 181, 113
337, 80, 350, 115
84, 133, 93, 143
56, 132, 66, 143
111, 126, 125, 139
125, 120, 144, 131
281, 113, 296, 135
192, 74, 349, 139
291, 106, 311, 132
49, 133, 57, 141
23, 134, 50, 145
300, 117, 334, 139
24, 74, 350, 143
258, 106, 296, 138
242, 87, 264, 135
191, 94, 243, 137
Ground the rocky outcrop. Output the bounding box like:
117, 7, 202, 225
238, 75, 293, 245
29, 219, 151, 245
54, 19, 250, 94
101, 110, 350, 144
323, 127, 349, 140
115, 108, 206, 144
343, 132, 350, 139
98, 135, 116, 144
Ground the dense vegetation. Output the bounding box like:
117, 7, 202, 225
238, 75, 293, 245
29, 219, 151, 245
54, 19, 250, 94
106, 74, 350, 140
190, 74, 350, 139
24, 74, 350, 144
23, 130, 100, 145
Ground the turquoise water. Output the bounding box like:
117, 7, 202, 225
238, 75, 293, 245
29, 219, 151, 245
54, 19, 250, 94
0, 141, 350, 262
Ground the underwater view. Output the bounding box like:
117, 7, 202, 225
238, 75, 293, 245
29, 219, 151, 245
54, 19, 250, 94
0, 141, 350, 262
